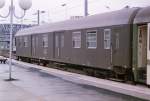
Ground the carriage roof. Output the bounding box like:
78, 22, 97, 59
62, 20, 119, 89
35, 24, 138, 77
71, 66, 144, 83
16, 7, 140, 36
134, 6, 150, 24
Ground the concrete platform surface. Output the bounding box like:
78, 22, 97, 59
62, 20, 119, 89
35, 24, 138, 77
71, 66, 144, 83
11, 60, 150, 101
0, 66, 45, 101
0, 63, 147, 101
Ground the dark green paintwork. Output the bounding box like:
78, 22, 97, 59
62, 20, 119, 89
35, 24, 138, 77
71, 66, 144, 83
132, 24, 147, 83
132, 24, 138, 82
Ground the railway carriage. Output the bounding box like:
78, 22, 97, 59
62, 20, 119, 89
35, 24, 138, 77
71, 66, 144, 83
15, 6, 150, 86
133, 6, 150, 85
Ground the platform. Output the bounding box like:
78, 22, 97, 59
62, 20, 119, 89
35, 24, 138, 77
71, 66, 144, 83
11, 60, 150, 101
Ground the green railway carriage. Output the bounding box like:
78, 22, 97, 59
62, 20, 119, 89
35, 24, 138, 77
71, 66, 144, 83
15, 6, 150, 86
133, 6, 150, 85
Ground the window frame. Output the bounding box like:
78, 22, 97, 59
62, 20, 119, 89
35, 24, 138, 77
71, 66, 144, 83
86, 30, 97, 49
72, 31, 81, 48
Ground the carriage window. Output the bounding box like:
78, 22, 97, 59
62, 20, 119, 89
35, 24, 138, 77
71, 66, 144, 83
86, 31, 97, 49
24, 36, 28, 47
104, 29, 111, 49
42, 34, 48, 48
61, 34, 64, 48
72, 32, 81, 48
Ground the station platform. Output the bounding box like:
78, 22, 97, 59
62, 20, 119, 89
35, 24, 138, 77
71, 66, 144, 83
0, 64, 45, 101
12, 60, 150, 101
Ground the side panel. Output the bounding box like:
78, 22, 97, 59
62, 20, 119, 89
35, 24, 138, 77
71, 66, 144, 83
54, 32, 65, 60
48, 33, 54, 59
84, 28, 111, 68
138, 26, 147, 68
31, 35, 36, 58
40, 33, 52, 60
16, 35, 32, 58
38, 34, 47, 59
70, 30, 85, 65
61, 30, 72, 63
16, 37, 20, 57
22, 36, 31, 57
54, 33, 60, 59
136, 25, 147, 83
28, 35, 32, 58
133, 24, 148, 83
31, 34, 40, 59
56, 25, 131, 70
35, 34, 40, 59
111, 25, 131, 67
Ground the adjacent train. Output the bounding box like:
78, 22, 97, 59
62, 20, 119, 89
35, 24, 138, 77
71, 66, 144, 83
15, 6, 150, 86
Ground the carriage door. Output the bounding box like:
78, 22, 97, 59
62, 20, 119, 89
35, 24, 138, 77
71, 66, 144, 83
54, 32, 64, 59
138, 25, 147, 83
104, 29, 112, 66
147, 24, 150, 85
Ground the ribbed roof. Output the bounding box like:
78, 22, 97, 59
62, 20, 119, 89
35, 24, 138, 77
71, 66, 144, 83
16, 7, 139, 36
